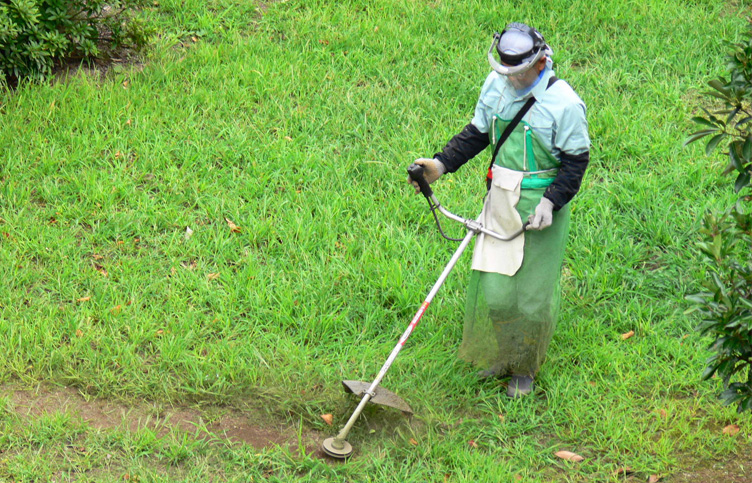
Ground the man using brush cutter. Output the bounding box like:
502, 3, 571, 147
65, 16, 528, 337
409, 23, 590, 397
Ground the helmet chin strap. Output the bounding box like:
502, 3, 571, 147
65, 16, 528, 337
487, 32, 546, 76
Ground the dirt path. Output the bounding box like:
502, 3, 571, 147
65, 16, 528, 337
3, 384, 324, 453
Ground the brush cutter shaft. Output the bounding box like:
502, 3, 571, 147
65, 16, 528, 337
331, 229, 476, 444
431, 195, 528, 241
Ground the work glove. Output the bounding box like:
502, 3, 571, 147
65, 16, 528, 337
527, 197, 554, 230
408, 158, 446, 194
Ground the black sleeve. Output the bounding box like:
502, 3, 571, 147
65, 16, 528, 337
543, 151, 589, 210
433, 123, 490, 173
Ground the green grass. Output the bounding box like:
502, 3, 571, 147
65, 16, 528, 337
1, 0, 752, 481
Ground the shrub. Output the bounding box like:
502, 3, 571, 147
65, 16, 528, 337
686, 25, 752, 412
0, 0, 150, 85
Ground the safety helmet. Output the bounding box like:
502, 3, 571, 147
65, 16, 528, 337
487, 23, 553, 76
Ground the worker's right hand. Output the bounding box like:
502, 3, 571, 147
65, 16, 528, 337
407, 158, 445, 194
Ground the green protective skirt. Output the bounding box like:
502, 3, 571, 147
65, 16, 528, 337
458, 192, 570, 377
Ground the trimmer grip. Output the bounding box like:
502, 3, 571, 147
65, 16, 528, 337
407, 163, 433, 198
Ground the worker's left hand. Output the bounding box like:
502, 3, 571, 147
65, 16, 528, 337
528, 197, 554, 230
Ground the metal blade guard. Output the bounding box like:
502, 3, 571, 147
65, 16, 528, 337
341, 380, 413, 414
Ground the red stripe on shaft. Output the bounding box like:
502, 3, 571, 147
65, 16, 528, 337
400, 302, 430, 346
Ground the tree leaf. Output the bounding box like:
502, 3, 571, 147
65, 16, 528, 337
726, 107, 741, 125
683, 129, 717, 147
554, 450, 584, 462
743, 135, 752, 161
691, 116, 719, 128
722, 424, 740, 435
320, 414, 333, 425
730, 142, 744, 170
708, 78, 730, 95
705, 133, 726, 156
621, 330, 635, 340
734, 171, 750, 194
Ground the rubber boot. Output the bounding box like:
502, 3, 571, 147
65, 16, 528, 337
506, 375, 534, 398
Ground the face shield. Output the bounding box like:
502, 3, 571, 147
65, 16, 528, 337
487, 23, 553, 77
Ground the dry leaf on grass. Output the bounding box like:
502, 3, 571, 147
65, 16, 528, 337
723, 424, 740, 436
621, 330, 635, 340
409, 438, 419, 446
615, 467, 633, 475
468, 440, 478, 448
320, 414, 333, 425
77, 296, 91, 303
648, 475, 660, 483
207, 273, 220, 281
94, 263, 108, 277
225, 218, 241, 233
554, 450, 584, 462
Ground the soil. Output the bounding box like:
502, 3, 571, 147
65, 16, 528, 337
4, 384, 325, 454
3, 384, 751, 479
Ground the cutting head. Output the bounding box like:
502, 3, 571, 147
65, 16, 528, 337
322, 437, 353, 459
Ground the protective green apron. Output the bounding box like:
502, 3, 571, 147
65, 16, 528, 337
458, 114, 571, 377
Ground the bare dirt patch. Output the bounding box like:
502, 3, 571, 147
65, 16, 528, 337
668, 456, 752, 483
5, 384, 322, 452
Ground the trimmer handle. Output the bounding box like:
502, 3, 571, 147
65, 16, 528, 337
407, 163, 433, 199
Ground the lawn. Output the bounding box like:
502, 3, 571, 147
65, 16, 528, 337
1, 0, 751, 481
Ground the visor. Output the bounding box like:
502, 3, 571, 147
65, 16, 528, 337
487, 23, 552, 76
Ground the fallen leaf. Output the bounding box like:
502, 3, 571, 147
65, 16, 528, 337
374, 26, 379, 32
111, 305, 122, 315
155, 329, 164, 337
621, 330, 635, 340
554, 450, 584, 462
658, 409, 667, 419
76, 329, 84, 338
207, 272, 220, 281
77, 296, 91, 303
514, 475, 523, 481
723, 424, 740, 436
468, 440, 478, 448
225, 218, 241, 233
185, 227, 194, 240
409, 438, 419, 446
94, 263, 108, 277
498, 414, 505, 423
615, 467, 633, 475
648, 476, 660, 483
320, 414, 333, 425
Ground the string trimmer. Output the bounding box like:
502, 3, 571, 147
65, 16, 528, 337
321, 164, 528, 459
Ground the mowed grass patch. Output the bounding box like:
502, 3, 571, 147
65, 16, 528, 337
1, 0, 752, 481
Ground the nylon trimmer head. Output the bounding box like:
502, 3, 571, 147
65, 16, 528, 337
321, 381, 414, 459
321, 436, 354, 459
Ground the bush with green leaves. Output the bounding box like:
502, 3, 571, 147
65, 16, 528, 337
0, 0, 149, 85
686, 25, 752, 413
